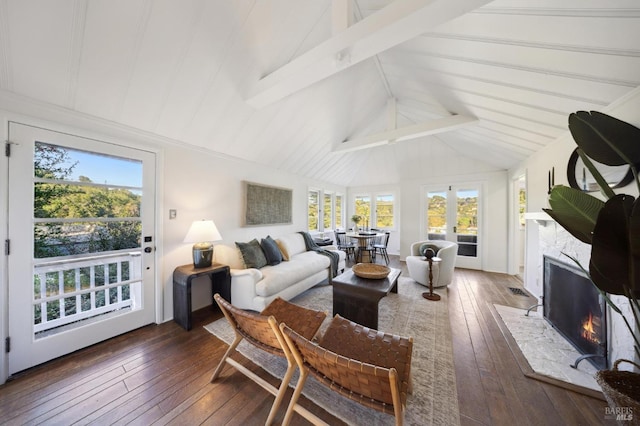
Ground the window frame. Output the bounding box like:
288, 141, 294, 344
307, 189, 320, 232
308, 188, 344, 232
351, 191, 397, 231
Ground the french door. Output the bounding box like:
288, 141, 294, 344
425, 184, 482, 270
7, 123, 156, 374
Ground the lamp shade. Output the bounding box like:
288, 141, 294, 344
183, 220, 222, 243
183, 220, 222, 268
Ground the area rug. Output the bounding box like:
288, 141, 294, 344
205, 277, 460, 426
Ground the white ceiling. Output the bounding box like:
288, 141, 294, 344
1, 0, 639, 186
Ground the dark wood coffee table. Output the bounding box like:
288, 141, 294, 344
332, 267, 401, 329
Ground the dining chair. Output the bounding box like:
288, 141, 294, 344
334, 231, 356, 261
373, 231, 391, 265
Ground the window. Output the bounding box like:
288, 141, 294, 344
375, 194, 394, 228
307, 190, 319, 231
352, 192, 396, 230
308, 189, 343, 231
354, 195, 371, 228
335, 194, 343, 229
323, 193, 332, 229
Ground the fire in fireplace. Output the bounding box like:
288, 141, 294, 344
543, 255, 608, 370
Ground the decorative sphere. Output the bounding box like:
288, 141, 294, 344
419, 243, 438, 258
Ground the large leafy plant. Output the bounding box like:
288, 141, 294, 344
543, 111, 640, 359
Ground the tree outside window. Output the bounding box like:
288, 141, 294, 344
335, 195, 343, 229
307, 190, 319, 231
375, 194, 394, 228
323, 193, 332, 229
354, 195, 371, 228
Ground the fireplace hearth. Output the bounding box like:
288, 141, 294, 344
543, 256, 608, 370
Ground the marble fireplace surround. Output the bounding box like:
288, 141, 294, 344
525, 213, 637, 371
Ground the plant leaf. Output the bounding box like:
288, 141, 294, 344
543, 185, 604, 244
631, 198, 640, 297
589, 194, 635, 295
569, 111, 640, 166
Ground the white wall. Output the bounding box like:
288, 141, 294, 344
510, 86, 640, 297
161, 144, 345, 313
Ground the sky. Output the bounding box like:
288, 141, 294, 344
62, 148, 142, 188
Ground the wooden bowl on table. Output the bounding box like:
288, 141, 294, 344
352, 263, 390, 279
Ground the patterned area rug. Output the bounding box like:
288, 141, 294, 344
205, 277, 460, 426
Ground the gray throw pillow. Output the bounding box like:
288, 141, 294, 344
260, 235, 282, 266
236, 239, 268, 269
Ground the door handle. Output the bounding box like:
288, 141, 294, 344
144, 247, 153, 253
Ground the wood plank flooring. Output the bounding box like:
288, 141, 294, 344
0, 257, 613, 425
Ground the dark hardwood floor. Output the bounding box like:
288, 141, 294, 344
0, 256, 612, 425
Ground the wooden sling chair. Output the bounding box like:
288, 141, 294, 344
211, 293, 327, 425
280, 314, 413, 426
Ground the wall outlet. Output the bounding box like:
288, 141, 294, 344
169, 209, 177, 219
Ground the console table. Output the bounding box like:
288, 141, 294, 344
173, 263, 230, 330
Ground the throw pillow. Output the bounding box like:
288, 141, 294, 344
236, 239, 268, 269
275, 239, 290, 261
260, 235, 282, 266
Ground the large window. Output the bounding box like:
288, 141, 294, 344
323, 193, 332, 229
375, 194, 394, 228
308, 189, 343, 231
308, 190, 320, 232
353, 193, 395, 230
335, 195, 343, 229
354, 195, 371, 228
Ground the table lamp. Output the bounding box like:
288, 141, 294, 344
183, 219, 222, 268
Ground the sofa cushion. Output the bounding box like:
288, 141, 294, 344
275, 239, 290, 261
214, 244, 245, 270
276, 234, 307, 259
236, 239, 268, 269
260, 235, 282, 266
255, 251, 330, 297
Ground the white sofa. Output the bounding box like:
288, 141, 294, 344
406, 240, 458, 288
213, 233, 346, 312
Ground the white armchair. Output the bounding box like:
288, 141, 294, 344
406, 240, 458, 288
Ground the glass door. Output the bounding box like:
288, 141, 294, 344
425, 185, 481, 270
7, 122, 157, 374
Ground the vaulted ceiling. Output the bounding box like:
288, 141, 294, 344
1, 0, 639, 186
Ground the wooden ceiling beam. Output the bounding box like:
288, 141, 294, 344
246, 0, 493, 108
332, 114, 478, 153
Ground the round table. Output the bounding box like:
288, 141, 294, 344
346, 232, 384, 263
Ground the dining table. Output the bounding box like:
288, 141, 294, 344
345, 232, 384, 263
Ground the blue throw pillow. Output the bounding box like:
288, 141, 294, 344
260, 235, 282, 266
236, 239, 268, 269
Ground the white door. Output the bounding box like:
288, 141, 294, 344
7, 122, 156, 374
425, 185, 482, 270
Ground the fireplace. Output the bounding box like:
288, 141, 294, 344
543, 256, 608, 370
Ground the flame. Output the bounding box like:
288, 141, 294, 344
581, 312, 601, 344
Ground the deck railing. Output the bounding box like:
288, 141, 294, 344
33, 251, 142, 335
